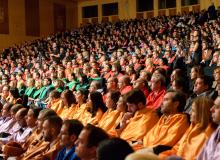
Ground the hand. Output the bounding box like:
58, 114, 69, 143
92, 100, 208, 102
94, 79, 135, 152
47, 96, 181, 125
120, 112, 134, 127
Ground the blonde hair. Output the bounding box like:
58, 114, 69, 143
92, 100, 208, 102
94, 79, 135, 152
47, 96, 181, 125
214, 67, 220, 75
193, 97, 214, 131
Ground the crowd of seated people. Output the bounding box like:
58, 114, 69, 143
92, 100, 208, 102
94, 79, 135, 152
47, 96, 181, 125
0, 6, 219, 160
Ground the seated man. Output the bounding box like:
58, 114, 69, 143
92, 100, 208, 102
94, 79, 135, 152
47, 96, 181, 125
0, 104, 24, 138
19, 115, 63, 160
0, 85, 10, 105
75, 124, 109, 160
116, 89, 159, 143
140, 90, 189, 154
56, 119, 84, 160
0, 108, 30, 144
146, 73, 166, 110
0, 103, 14, 131
184, 75, 217, 114
97, 137, 134, 160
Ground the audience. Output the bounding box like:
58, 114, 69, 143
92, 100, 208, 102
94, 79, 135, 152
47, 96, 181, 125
0, 6, 219, 159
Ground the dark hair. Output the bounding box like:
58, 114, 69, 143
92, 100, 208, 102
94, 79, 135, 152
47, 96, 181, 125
173, 69, 185, 79
50, 90, 61, 99
97, 138, 134, 160
166, 89, 186, 113
173, 78, 188, 93
4, 102, 13, 112
108, 91, 121, 109
112, 62, 122, 73
78, 88, 89, 103
18, 108, 28, 118
44, 115, 63, 134
9, 87, 20, 99
45, 78, 52, 85
63, 119, 84, 137
197, 75, 213, 90
29, 105, 42, 119
79, 74, 89, 84
155, 68, 167, 78
62, 90, 76, 107
126, 89, 146, 105
40, 108, 57, 120
11, 104, 23, 113
84, 124, 109, 148
89, 91, 107, 117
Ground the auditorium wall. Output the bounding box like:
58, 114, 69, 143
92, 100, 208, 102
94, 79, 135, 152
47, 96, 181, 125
0, 0, 78, 49
78, 0, 220, 26
0, 0, 219, 50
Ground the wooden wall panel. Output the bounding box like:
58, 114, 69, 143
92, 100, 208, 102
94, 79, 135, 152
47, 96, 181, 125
181, 7, 189, 14
82, 18, 90, 25
25, 0, 40, 36
192, 5, 200, 13
169, 8, 176, 16
0, 0, 9, 34
136, 12, 144, 19
158, 10, 166, 16
54, 3, 66, 32
146, 11, 154, 18
102, 16, 109, 23
91, 17, 98, 24
111, 15, 119, 22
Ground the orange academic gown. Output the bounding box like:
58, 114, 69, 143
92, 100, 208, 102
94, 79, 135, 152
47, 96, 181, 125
59, 104, 77, 120
120, 108, 159, 142
19, 140, 50, 160
72, 103, 88, 120
143, 114, 189, 148
98, 109, 121, 132
80, 108, 104, 125
159, 123, 215, 160
108, 111, 125, 137
33, 138, 61, 160
50, 99, 62, 113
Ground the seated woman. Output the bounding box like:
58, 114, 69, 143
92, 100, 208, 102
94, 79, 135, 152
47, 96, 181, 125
98, 91, 121, 132
66, 72, 78, 91
72, 88, 89, 120
47, 90, 62, 113
159, 97, 216, 159
24, 78, 36, 98
81, 91, 107, 125
7, 88, 23, 105
58, 90, 77, 119
75, 74, 89, 91
54, 79, 65, 93
31, 80, 44, 100
108, 95, 128, 137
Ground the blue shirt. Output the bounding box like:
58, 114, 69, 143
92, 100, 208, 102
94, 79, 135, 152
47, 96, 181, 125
55, 146, 80, 160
